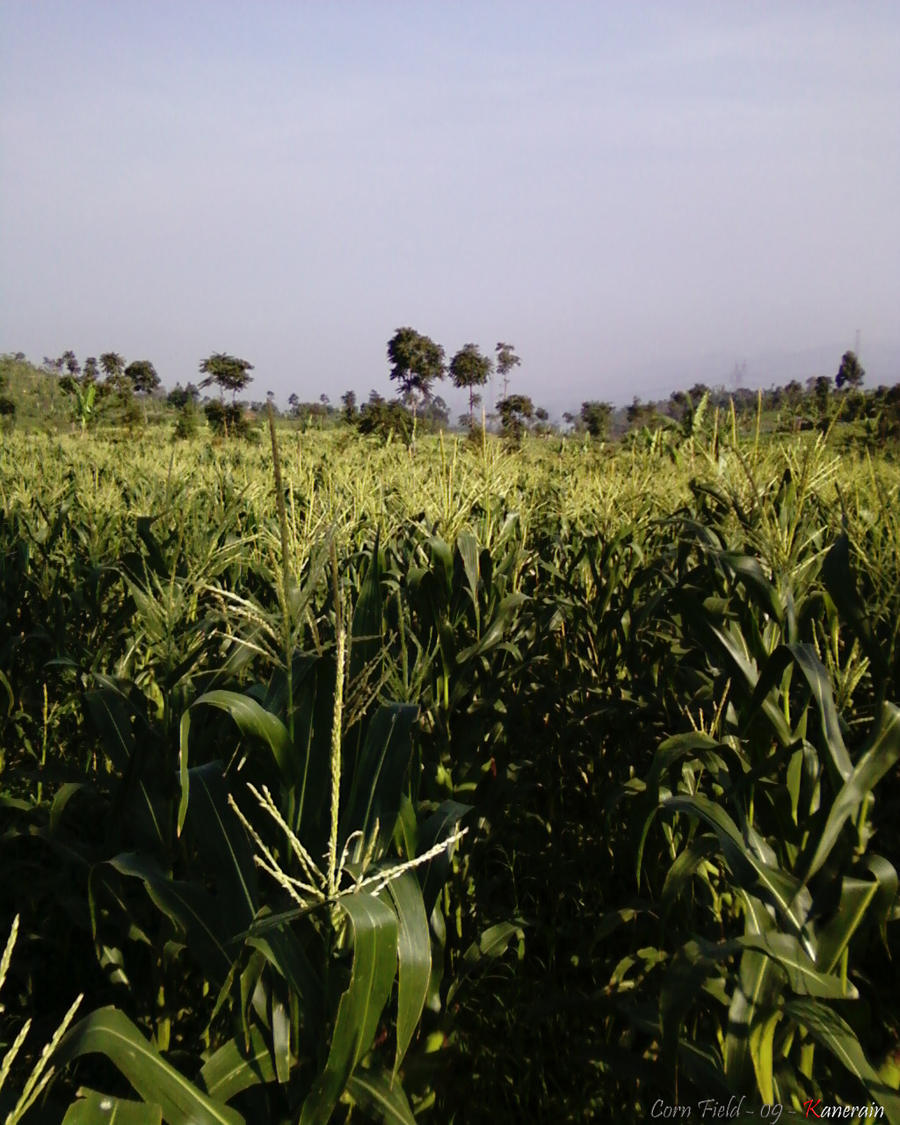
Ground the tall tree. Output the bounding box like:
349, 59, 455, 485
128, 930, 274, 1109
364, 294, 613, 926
835, 350, 865, 390
497, 393, 533, 444
125, 360, 160, 395
199, 353, 254, 402
580, 400, 613, 440
810, 375, 831, 421
61, 350, 80, 378
626, 397, 657, 429
387, 328, 445, 419
495, 342, 521, 403
100, 352, 125, 380
341, 390, 357, 421
100, 352, 130, 394
450, 343, 492, 423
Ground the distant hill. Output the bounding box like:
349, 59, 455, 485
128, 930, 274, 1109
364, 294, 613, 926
0, 354, 73, 430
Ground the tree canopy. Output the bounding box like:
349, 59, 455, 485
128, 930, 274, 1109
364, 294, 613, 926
100, 352, 125, 381
199, 353, 254, 401
387, 328, 445, 414
125, 360, 160, 395
497, 393, 533, 444
580, 400, 613, 439
450, 343, 492, 422
836, 350, 865, 390
495, 342, 521, 400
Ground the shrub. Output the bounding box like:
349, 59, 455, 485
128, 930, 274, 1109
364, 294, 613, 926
204, 398, 252, 438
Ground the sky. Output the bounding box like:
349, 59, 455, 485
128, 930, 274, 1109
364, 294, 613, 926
2, 1, 899, 413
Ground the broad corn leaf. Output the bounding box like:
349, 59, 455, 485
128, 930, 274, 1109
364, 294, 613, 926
803, 704, 900, 880
56, 1007, 245, 1125
738, 933, 858, 998
386, 870, 431, 1079
347, 1068, 417, 1125
663, 795, 812, 951
198, 1027, 276, 1103
749, 1010, 782, 1106
300, 892, 398, 1125
62, 1090, 163, 1124
181, 691, 294, 828
786, 999, 900, 1125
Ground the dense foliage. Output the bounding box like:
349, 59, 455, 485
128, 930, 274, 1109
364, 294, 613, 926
1, 413, 899, 1122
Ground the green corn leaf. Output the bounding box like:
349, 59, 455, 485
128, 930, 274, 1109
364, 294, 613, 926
85, 677, 167, 850
785, 999, 900, 1125
184, 763, 258, 933
106, 854, 233, 981
181, 692, 294, 831
661, 835, 721, 916
701, 621, 792, 746
249, 927, 324, 1047
660, 939, 730, 1075
738, 933, 857, 998
393, 793, 418, 862
0, 668, 13, 715
62, 1090, 163, 1124
663, 795, 812, 950
300, 892, 398, 1125
749, 1010, 782, 1107
456, 531, 481, 627
822, 533, 889, 684
272, 996, 291, 1084
426, 536, 454, 593
350, 536, 383, 685
346, 1068, 417, 1125
725, 893, 779, 1091
341, 703, 418, 862
49, 781, 88, 834
197, 1027, 276, 1103
447, 921, 524, 1005
719, 551, 784, 624
456, 592, 526, 662
815, 876, 880, 974
865, 854, 899, 931
56, 1007, 245, 1125
803, 703, 900, 881
386, 871, 431, 1079
750, 644, 852, 784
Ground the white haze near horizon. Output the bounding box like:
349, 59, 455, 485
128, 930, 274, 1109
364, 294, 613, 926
1, 0, 898, 416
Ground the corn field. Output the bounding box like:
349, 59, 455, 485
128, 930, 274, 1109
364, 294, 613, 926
2, 420, 900, 1123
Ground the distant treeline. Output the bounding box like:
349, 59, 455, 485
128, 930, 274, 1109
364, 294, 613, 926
2, 342, 898, 443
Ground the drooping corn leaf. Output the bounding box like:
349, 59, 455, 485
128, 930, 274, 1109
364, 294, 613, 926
106, 853, 233, 981
786, 999, 900, 1125
663, 794, 812, 951
56, 1007, 245, 1125
346, 1067, 417, 1125
62, 1090, 163, 1124
738, 932, 858, 998
180, 692, 293, 831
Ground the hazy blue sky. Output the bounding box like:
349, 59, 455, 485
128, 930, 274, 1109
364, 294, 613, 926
2, 1, 898, 412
